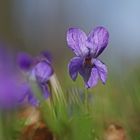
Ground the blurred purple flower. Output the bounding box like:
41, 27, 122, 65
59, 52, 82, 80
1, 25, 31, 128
17, 51, 53, 105
0, 74, 28, 109
0, 46, 28, 110
67, 26, 109, 88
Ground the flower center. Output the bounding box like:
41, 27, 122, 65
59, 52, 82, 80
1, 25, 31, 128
84, 57, 93, 67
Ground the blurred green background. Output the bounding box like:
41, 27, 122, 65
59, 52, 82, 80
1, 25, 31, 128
0, 0, 140, 139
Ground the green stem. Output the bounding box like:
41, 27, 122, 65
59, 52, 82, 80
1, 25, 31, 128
84, 88, 88, 113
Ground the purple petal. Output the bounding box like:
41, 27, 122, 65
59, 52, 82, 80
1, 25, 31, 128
34, 60, 53, 83
86, 67, 99, 88
68, 57, 83, 81
87, 26, 109, 57
41, 84, 50, 99
79, 65, 92, 84
26, 84, 50, 106
28, 92, 39, 106
67, 28, 89, 57
40, 51, 52, 63
17, 52, 32, 70
0, 75, 28, 109
94, 59, 108, 84
17, 83, 30, 102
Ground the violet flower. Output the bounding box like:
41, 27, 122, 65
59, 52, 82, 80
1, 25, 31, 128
17, 51, 53, 105
0, 74, 28, 109
0, 46, 28, 110
67, 26, 109, 88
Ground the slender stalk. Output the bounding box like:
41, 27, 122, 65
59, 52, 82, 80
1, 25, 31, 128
84, 88, 88, 113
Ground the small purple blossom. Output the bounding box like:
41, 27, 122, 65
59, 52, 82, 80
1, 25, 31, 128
67, 26, 109, 88
17, 51, 53, 105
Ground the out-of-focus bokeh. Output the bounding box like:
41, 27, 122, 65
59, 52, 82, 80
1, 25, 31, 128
1, 0, 140, 86
1, 0, 140, 61
0, 0, 140, 139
